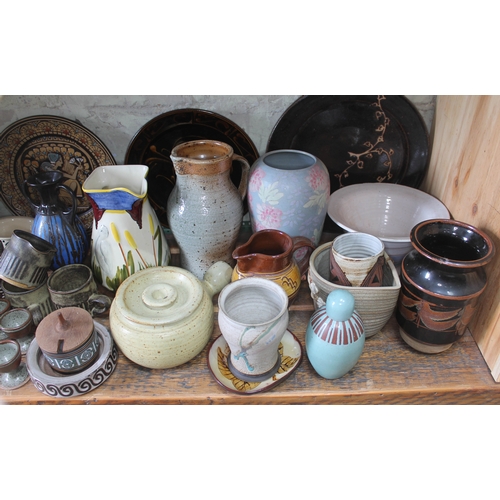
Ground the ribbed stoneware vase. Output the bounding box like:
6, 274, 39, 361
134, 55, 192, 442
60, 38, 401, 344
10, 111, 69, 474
396, 219, 495, 354
83, 165, 170, 292
305, 289, 365, 379
247, 149, 330, 246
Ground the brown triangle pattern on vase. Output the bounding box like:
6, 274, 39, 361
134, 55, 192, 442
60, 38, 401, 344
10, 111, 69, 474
329, 252, 352, 286
360, 256, 386, 287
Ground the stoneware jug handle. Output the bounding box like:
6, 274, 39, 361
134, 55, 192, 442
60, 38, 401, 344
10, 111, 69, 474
202, 261, 233, 297
57, 184, 77, 223
88, 293, 112, 316
26, 303, 43, 326
232, 155, 250, 201
292, 236, 316, 278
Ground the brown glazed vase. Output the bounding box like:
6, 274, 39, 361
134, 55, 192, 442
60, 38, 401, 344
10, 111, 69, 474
396, 219, 495, 354
231, 229, 315, 304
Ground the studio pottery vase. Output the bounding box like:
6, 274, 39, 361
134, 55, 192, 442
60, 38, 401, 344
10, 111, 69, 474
82, 165, 170, 291
396, 219, 495, 353
167, 140, 249, 280
23, 171, 89, 269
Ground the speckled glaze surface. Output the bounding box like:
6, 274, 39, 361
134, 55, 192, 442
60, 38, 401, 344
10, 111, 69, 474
82, 165, 171, 292
247, 149, 330, 246
218, 277, 289, 380
167, 140, 249, 281
109, 261, 232, 369
306, 289, 365, 379
0, 339, 29, 389
231, 229, 315, 303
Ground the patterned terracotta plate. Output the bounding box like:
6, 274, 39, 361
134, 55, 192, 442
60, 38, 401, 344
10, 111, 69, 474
25, 321, 118, 398
267, 95, 430, 231
124, 108, 259, 227
207, 330, 303, 395
0, 115, 116, 233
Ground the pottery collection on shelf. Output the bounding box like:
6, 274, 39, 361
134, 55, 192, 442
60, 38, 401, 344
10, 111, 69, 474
0, 104, 497, 399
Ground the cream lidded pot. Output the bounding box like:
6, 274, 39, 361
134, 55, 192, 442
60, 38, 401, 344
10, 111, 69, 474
109, 262, 232, 369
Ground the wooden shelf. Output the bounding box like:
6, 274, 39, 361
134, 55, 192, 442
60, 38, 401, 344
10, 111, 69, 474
2, 231, 499, 405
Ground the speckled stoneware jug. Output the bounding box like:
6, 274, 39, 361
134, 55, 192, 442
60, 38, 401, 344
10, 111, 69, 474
167, 140, 249, 280
305, 289, 365, 379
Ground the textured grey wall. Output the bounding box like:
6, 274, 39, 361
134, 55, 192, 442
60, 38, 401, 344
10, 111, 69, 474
0, 95, 435, 216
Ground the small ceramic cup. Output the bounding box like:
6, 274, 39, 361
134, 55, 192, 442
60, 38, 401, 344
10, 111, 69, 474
47, 264, 111, 316
218, 277, 289, 382
0, 338, 29, 390
330, 232, 385, 287
1, 278, 55, 326
0, 307, 35, 354
0, 230, 56, 289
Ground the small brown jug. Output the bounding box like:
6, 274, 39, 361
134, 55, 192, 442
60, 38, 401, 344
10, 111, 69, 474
231, 229, 315, 304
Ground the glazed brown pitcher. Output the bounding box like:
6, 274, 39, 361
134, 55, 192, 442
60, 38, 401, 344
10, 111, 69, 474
231, 229, 315, 304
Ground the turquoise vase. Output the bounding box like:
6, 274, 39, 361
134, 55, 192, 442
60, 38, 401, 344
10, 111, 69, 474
24, 171, 89, 270
305, 289, 365, 379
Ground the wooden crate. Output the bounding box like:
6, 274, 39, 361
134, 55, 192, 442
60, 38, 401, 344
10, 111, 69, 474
422, 95, 500, 381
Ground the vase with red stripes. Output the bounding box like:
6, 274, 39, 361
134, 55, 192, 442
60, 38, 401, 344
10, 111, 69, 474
305, 289, 365, 379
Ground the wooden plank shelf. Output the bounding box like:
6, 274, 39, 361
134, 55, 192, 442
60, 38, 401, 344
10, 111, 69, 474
2, 232, 499, 405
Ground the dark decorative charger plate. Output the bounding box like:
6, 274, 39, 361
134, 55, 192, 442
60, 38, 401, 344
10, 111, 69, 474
0, 115, 116, 233
267, 95, 430, 231
124, 108, 259, 226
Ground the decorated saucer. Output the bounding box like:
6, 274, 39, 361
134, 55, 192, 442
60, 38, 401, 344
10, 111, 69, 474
26, 321, 118, 398
207, 330, 303, 395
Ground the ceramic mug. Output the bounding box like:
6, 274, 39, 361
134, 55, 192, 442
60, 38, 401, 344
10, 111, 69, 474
0, 307, 35, 354
218, 277, 289, 382
0, 230, 56, 289
330, 232, 385, 287
1, 278, 55, 326
47, 264, 111, 316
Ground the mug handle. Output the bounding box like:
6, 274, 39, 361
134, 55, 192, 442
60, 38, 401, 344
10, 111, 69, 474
232, 155, 250, 201
26, 303, 43, 325
88, 293, 111, 316
291, 236, 316, 279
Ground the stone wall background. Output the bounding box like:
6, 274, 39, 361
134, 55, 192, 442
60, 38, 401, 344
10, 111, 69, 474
0, 95, 436, 216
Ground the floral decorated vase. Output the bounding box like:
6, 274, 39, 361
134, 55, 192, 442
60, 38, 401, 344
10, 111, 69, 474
247, 149, 330, 246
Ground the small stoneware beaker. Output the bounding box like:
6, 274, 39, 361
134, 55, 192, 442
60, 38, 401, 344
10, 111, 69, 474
0, 307, 35, 354
1, 278, 55, 326
232, 229, 315, 304
48, 264, 111, 316
330, 232, 385, 287
218, 277, 289, 382
0, 230, 56, 289
0, 338, 29, 390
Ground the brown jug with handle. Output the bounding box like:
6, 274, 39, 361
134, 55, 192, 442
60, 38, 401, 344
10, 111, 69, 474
231, 229, 315, 304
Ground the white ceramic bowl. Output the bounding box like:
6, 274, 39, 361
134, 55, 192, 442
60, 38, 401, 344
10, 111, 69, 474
327, 183, 450, 265
0, 217, 34, 247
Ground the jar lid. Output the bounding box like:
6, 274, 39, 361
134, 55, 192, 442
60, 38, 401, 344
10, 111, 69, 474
113, 267, 204, 327
36, 307, 94, 354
